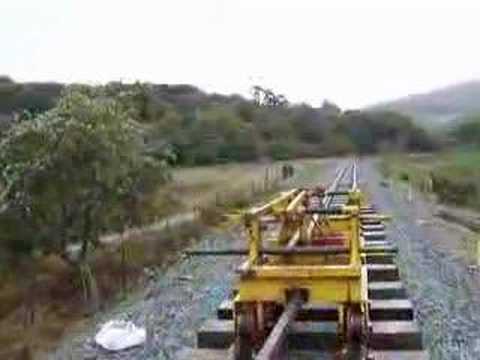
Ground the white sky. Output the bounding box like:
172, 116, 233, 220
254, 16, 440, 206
2, 0, 480, 108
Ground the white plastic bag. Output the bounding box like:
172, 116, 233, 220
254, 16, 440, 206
95, 320, 146, 351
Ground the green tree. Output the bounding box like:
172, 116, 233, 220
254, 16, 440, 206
186, 106, 257, 164
0, 86, 170, 262
451, 115, 480, 147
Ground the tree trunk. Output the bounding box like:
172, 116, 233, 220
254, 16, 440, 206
22, 267, 36, 329
80, 204, 93, 261
121, 239, 127, 298
79, 262, 100, 315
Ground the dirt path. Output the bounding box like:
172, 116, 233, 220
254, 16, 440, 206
361, 158, 480, 359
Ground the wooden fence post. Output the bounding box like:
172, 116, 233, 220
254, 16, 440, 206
264, 167, 270, 191
476, 236, 480, 267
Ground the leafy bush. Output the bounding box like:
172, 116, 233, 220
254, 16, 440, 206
0, 86, 171, 262
267, 142, 295, 160
451, 115, 480, 147
431, 163, 480, 207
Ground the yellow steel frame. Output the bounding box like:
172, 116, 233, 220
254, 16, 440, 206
232, 166, 390, 349
237, 189, 368, 306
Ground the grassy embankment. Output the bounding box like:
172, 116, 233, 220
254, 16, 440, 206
379, 150, 480, 263
379, 151, 480, 274
380, 151, 480, 211
0, 158, 330, 358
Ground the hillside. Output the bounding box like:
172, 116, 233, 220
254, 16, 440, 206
0, 78, 435, 167
371, 80, 480, 126
0, 76, 63, 117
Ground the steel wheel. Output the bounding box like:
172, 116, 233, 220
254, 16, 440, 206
234, 313, 253, 360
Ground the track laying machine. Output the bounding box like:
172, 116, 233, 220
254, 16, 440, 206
187, 162, 427, 360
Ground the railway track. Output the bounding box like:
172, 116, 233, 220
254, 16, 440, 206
184, 162, 427, 359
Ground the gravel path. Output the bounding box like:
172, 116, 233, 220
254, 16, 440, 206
361, 158, 480, 359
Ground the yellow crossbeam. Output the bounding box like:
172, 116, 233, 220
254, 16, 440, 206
249, 264, 361, 279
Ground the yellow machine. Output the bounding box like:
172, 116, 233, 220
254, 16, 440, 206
232, 163, 388, 359
188, 162, 424, 360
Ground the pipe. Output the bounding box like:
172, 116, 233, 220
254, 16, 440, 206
185, 245, 350, 256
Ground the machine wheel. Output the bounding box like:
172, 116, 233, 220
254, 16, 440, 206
346, 305, 365, 343
234, 313, 253, 360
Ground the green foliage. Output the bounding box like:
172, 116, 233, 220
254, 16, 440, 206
337, 110, 435, 154
0, 78, 440, 303
267, 142, 295, 160
0, 78, 434, 167
381, 151, 480, 210
428, 151, 480, 208
184, 106, 257, 164
0, 79, 62, 115
431, 165, 479, 206
0, 76, 14, 84
0, 86, 170, 261
451, 115, 480, 147
399, 172, 410, 182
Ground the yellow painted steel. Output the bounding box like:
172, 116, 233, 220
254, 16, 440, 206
237, 190, 368, 304
234, 168, 387, 341
248, 189, 299, 217
234, 166, 394, 344
244, 189, 301, 264
238, 277, 363, 303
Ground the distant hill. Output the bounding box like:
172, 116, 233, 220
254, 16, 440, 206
370, 81, 480, 127
0, 76, 63, 116
0, 78, 244, 118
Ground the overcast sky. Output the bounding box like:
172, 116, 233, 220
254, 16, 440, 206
2, 0, 480, 108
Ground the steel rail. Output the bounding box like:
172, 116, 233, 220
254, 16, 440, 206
323, 160, 358, 207
255, 292, 304, 360
323, 164, 349, 207
352, 160, 358, 190
304, 162, 354, 253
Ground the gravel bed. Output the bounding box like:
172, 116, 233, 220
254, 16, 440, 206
51, 228, 244, 360
362, 159, 480, 360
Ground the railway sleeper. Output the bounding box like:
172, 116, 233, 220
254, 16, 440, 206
368, 281, 407, 299
197, 319, 423, 351
363, 240, 393, 247
361, 224, 385, 231
181, 349, 429, 360
362, 231, 387, 241
364, 252, 395, 264
363, 242, 396, 253
361, 218, 383, 225
367, 264, 400, 282
217, 299, 414, 322
197, 319, 338, 350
